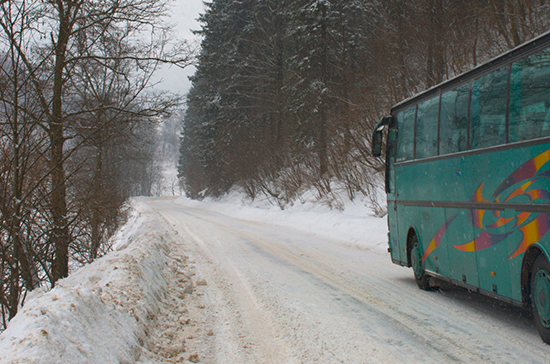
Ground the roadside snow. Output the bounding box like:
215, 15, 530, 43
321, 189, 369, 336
0, 201, 208, 364
174, 192, 388, 254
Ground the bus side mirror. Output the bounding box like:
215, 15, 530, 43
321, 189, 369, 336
372, 116, 391, 157
372, 130, 383, 157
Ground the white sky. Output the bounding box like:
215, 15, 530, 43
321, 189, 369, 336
153, 0, 206, 94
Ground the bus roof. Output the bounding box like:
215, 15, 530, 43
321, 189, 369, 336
391, 30, 550, 114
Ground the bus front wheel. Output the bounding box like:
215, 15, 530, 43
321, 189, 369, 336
531, 254, 550, 344
410, 234, 430, 290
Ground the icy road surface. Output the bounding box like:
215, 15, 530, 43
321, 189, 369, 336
146, 197, 550, 363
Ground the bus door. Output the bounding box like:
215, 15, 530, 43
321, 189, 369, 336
386, 126, 405, 263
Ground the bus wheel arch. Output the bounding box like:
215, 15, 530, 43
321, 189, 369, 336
406, 227, 419, 267
406, 228, 430, 290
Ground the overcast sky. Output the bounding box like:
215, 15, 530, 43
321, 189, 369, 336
153, 0, 206, 94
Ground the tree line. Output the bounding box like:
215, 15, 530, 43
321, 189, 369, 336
0, 0, 192, 328
178, 0, 550, 210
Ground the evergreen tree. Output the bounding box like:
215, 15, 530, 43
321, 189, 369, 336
179, 0, 550, 206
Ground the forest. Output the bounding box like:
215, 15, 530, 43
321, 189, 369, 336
178, 0, 550, 212
0, 0, 192, 328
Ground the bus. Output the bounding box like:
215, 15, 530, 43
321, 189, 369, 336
372, 32, 550, 344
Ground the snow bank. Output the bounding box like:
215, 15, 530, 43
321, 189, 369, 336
0, 202, 173, 364
175, 190, 389, 254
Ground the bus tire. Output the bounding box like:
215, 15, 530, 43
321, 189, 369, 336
531, 254, 550, 344
410, 234, 430, 290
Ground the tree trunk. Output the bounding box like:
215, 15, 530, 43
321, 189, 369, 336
318, 3, 328, 178
426, 0, 445, 87
506, 0, 522, 47
50, 0, 75, 284
90, 144, 103, 261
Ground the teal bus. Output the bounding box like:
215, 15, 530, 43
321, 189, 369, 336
372, 32, 550, 343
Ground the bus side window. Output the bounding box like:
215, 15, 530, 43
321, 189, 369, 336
470, 67, 508, 150
415, 96, 440, 159
396, 107, 416, 162
509, 47, 550, 142
440, 83, 469, 155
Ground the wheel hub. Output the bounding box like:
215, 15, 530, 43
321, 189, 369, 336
534, 269, 550, 328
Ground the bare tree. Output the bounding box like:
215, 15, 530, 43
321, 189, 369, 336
0, 0, 48, 323
0, 0, 194, 325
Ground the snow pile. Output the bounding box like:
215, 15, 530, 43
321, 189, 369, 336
175, 190, 389, 254
0, 202, 173, 364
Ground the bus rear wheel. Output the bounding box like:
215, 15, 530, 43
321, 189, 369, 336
531, 254, 550, 344
410, 234, 430, 290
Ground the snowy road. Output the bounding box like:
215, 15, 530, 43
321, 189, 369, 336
146, 197, 550, 363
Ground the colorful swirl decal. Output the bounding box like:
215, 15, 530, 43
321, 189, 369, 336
422, 148, 550, 262
421, 213, 459, 261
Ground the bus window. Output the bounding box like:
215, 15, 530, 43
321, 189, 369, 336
396, 107, 416, 162
470, 67, 509, 149
415, 97, 440, 159
509, 47, 550, 142
440, 83, 470, 155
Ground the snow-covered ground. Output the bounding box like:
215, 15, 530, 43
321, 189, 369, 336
0, 199, 212, 363
174, 191, 389, 254
0, 194, 387, 363
2, 195, 550, 363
